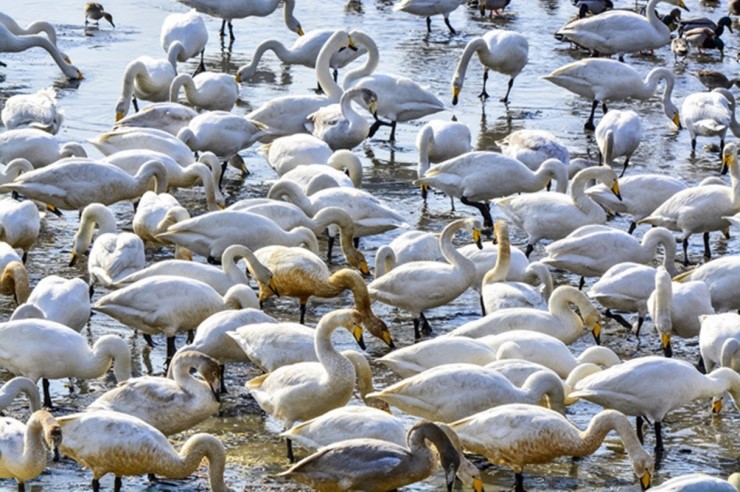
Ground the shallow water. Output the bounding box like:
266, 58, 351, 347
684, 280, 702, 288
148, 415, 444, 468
0, 0, 738, 490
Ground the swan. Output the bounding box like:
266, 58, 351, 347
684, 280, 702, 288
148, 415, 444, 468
572, 356, 740, 452
647, 266, 714, 357
415, 120, 472, 203
448, 285, 601, 345
0, 22, 82, 80
586, 173, 687, 234
16, 275, 90, 331
114, 54, 179, 120
673, 255, 740, 312
555, 0, 688, 59
228, 322, 327, 372
246, 309, 364, 461
0, 241, 29, 304
0, 158, 33, 187
595, 109, 641, 177
639, 143, 740, 265
160, 10, 208, 72
685, 88, 740, 154
458, 237, 530, 293
393, 0, 467, 34
450, 404, 653, 492
0, 318, 131, 408
132, 191, 192, 259
498, 129, 570, 171
244, 30, 350, 140
113, 244, 275, 297
0, 197, 39, 262
84, 2, 114, 27
93, 275, 258, 364
279, 421, 463, 492
157, 209, 320, 263
1, 88, 63, 134
374, 230, 443, 279
263, 134, 333, 176
88, 350, 221, 435
651, 473, 738, 491
495, 165, 622, 256
542, 58, 681, 130
343, 30, 445, 142
70, 203, 146, 290
0, 410, 62, 490
169, 72, 239, 111
450, 29, 529, 105
0, 377, 40, 413
699, 313, 740, 373
90, 127, 194, 167
113, 102, 197, 136
415, 152, 568, 229
378, 336, 498, 378
0, 12, 60, 46
368, 218, 482, 338
305, 87, 377, 150
278, 151, 362, 192
176, 0, 302, 40
58, 410, 232, 491
366, 363, 565, 422
0, 129, 86, 168
236, 28, 366, 83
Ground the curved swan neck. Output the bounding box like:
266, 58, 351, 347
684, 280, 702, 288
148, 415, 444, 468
2, 262, 30, 304
417, 124, 434, 176
704, 367, 740, 402
21, 34, 76, 78
525, 262, 554, 300
134, 160, 169, 195
312, 207, 359, 263
225, 245, 273, 286
23, 411, 59, 469
0, 377, 41, 412
406, 422, 460, 483
268, 181, 315, 215
313, 311, 357, 388
579, 410, 650, 467
603, 130, 615, 165
652, 267, 673, 335
343, 31, 379, 89
327, 150, 363, 188
643, 67, 674, 102
374, 246, 396, 279
339, 88, 368, 131
522, 371, 565, 412
183, 163, 222, 211
721, 339, 740, 370
538, 159, 569, 193
169, 73, 192, 102
570, 169, 609, 220
340, 350, 375, 400
86, 335, 132, 382
439, 220, 476, 272
643, 228, 678, 276
176, 434, 230, 492
315, 31, 346, 100
452, 37, 486, 90
482, 222, 511, 285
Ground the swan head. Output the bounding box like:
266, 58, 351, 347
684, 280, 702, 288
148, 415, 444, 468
114, 97, 127, 122
43, 415, 63, 462
721, 142, 737, 175
451, 78, 462, 106
364, 314, 395, 349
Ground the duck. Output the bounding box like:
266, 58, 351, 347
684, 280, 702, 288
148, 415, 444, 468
0, 22, 82, 80
0, 158, 33, 187
342, 30, 445, 142
651, 473, 738, 491
647, 266, 714, 357
392, 0, 468, 34
305, 87, 377, 150
450, 404, 653, 492
595, 109, 641, 177
112, 102, 197, 136
639, 143, 739, 265
694, 70, 740, 91
0, 197, 39, 263
160, 9, 208, 73
497, 129, 570, 171
571, 356, 740, 452
0, 377, 40, 413
671, 36, 689, 62
368, 218, 482, 338
673, 255, 740, 312
1, 88, 63, 134
415, 152, 568, 229
555, 0, 688, 60
698, 313, 740, 373
90, 127, 194, 167
93, 275, 258, 365
70, 203, 146, 291
450, 29, 529, 105
542, 58, 681, 130
132, 191, 192, 259
88, 350, 221, 435
15, 275, 90, 331
683, 27, 725, 57
415, 120, 472, 204
682, 88, 740, 156
84, 3, 114, 28
278, 421, 463, 492
0, 128, 86, 168
0, 158, 168, 213
57, 410, 231, 491
169, 72, 239, 111
366, 363, 565, 422
0, 318, 131, 408
586, 173, 687, 234
0, 241, 29, 304
114, 54, 179, 120
573, 0, 613, 14
495, 166, 622, 256
677, 15, 732, 36
374, 230, 443, 279
0, 410, 62, 491
246, 309, 364, 461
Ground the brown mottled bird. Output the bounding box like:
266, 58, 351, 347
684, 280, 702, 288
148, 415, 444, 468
84, 2, 115, 28
695, 70, 740, 91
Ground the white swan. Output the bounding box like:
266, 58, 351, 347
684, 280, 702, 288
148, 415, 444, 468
378, 336, 498, 378
263, 134, 333, 176
0, 128, 86, 168
0, 158, 33, 187
556, 0, 688, 58
673, 255, 740, 312
368, 218, 481, 338
639, 143, 740, 265
542, 58, 681, 130
0, 22, 82, 80
374, 230, 443, 279
229, 321, 320, 372
458, 238, 530, 293
305, 87, 377, 150
415, 120, 472, 203
0, 12, 60, 45
57, 410, 231, 491
279, 150, 362, 192
571, 356, 740, 451
1, 88, 63, 134
114, 54, 178, 120
177, 111, 268, 166
160, 9, 208, 72
0, 410, 62, 490
88, 350, 221, 435
682, 88, 740, 154
495, 166, 622, 256
343, 30, 445, 142
0, 318, 131, 408
650, 473, 738, 492
113, 102, 197, 136
451, 29, 529, 105
70, 203, 146, 290
0, 197, 39, 263
16, 275, 90, 331
699, 313, 740, 373
0, 377, 40, 413
0, 241, 29, 304
595, 109, 642, 177
393, 0, 467, 34
132, 191, 191, 259
90, 127, 194, 167
169, 72, 239, 111
498, 129, 570, 171
415, 152, 569, 229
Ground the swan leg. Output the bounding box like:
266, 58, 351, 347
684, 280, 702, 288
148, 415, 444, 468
500, 77, 514, 104
691, 138, 697, 153
604, 309, 633, 331
628, 221, 637, 235
18, 482, 25, 492
420, 184, 428, 201
449, 195, 456, 212
620, 157, 630, 178
654, 421, 664, 454
220, 364, 228, 393
354, 236, 360, 249
299, 303, 307, 324
419, 311, 433, 334
92, 479, 100, 492
42, 378, 53, 409
585, 100, 598, 131
413, 317, 421, 340
132, 96, 139, 113
682, 237, 690, 266
186, 330, 194, 344
114, 476, 122, 492
21, 251, 27, 263
194, 50, 206, 76
514, 472, 525, 492
443, 15, 456, 35
703, 231, 712, 259
578, 276, 585, 290
460, 196, 493, 230
478, 69, 490, 101
228, 21, 235, 40
165, 336, 177, 371
525, 244, 534, 258
426, 17, 432, 33
219, 19, 226, 37
633, 316, 644, 338
695, 354, 706, 374
143, 333, 155, 348
636, 416, 645, 444
479, 294, 486, 317
286, 438, 295, 463
368, 116, 393, 139
327, 233, 335, 263
389, 121, 398, 142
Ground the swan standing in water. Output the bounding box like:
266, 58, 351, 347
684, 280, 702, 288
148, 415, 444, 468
1, 88, 63, 134
542, 58, 681, 130
415, 120, 472, 204
0, 197, 39, 263
595, 109, 642, 177
305, 87, 377, 150
0, 129, 86, 168
169, 72, 239, 111
392, 0, 467, 34
0, 410, 62, 491
498, 129, 570, 171
113, 102, 197, 136
0, 22, 82, 80
16, 275, 90, 331
451, 29, 529, 105
115, 54, 179, 120
698, 313, 740, 374
681, 88, 740, 156
160, 10, 208, 73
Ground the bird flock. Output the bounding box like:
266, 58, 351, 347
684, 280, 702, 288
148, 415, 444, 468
0, 0, 739, 491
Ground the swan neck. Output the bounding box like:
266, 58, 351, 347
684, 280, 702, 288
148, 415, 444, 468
268, 181, 315, 215
88, 335, 132, 382
0, 378, 41, 412
342, 31, 379, 89
374, 246, 395, 279
439, 221, 474, 271
483, 231, 511, 285
22, 411, 55, 471
452, 38, 484, 89
313, 314, 356, 387
417, 125, 433, 176
169, 74, 193, 102
570, 171, 605, 219
315, 34, 344, 100
177, 434, 229, 492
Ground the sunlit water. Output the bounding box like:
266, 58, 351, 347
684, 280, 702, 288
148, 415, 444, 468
0, 0, 738, 490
